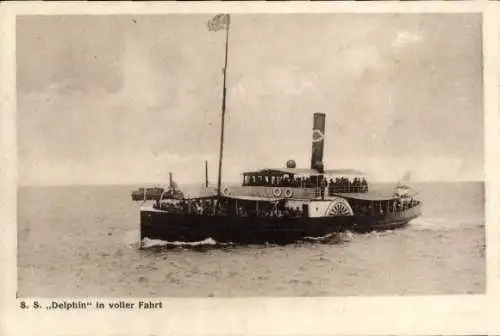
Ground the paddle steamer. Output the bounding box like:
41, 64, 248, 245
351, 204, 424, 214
139, 14, 422, 244
140, 112, 422, 244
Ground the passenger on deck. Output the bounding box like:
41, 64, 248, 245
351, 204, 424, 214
293, 207, 301, 217
361, 178, 368, 192
293, 177, 299, 188
238, 205, 248, 217
325, 176, 369, 193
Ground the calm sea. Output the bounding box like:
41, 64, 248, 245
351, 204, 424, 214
17, 182, 485, 297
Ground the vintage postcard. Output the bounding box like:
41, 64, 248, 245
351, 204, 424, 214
1, 1, 500, 335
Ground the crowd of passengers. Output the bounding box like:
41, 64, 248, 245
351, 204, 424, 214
154, 198, 305, 218
353, 197, 419, 216
245, 175, 369, 193
236, 204, 304, 218
154, 196, 419, 217
327, 177, 368, 193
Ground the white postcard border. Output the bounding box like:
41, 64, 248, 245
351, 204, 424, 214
2, 1, 500, 335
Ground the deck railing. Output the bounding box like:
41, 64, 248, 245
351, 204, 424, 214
241, 183, 369, 194
328, 185, 369, 194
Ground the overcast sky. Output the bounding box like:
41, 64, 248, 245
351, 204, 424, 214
17, 14, 483, 186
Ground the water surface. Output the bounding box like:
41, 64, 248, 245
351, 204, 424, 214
18, 182, 485, 297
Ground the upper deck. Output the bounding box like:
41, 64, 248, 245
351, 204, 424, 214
242, 168, 369, 194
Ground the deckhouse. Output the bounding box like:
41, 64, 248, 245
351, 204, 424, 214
213, 112, 371, 200
240, 167, 369, 197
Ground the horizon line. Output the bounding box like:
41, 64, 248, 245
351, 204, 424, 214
18, 179, 485, 188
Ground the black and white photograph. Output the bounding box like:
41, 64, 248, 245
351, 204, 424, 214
16, 13, 485, 298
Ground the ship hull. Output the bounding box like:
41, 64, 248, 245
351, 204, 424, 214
140, 208, 353, 245
140, 203, 422, 244
350, 202, 422, 233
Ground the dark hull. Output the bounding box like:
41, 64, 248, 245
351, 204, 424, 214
140, 203, 422, 244
351, 202, 422, 233
140, 209, 353, 245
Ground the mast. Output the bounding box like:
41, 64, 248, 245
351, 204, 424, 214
208, 14, 231, 212
205, 160, 209, 188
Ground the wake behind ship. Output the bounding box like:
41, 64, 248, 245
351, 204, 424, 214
140, 113, 422, 245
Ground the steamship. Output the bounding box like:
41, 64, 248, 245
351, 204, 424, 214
131, 175, 185, 201
140, 113, 422, 244
138, 14, 422, 245
131, 187, 164, 201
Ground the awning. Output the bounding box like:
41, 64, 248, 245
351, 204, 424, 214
333, 188, 420, 201
224, 195, 284, 202
196, 195, 284, 202
242, 168, 317, 176
242, 168, 365, 177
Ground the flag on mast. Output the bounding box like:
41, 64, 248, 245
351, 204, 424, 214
207, 14, 230, 32
207, 13, 231, 212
